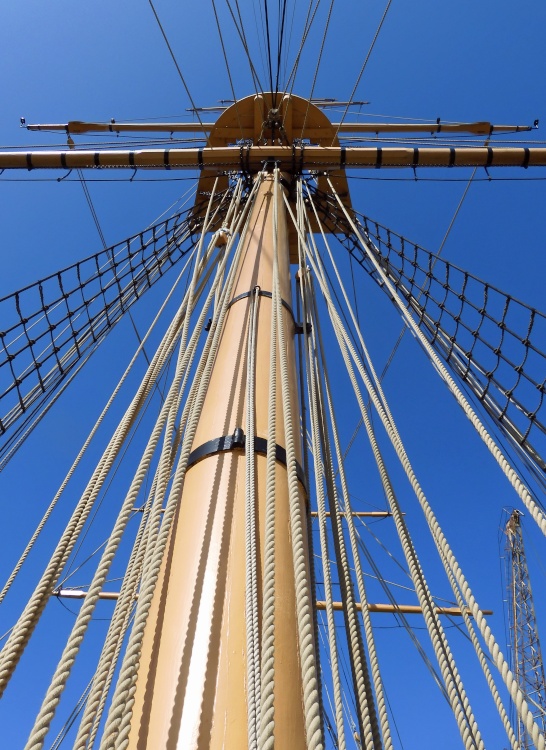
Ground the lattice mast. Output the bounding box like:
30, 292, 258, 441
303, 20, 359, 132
505, 509, 546, 748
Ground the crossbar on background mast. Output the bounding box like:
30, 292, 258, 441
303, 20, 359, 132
1, 145, 546, 170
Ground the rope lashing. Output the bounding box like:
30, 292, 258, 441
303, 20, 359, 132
301, 263, 347, 750
100, 175, 264, 748
245, 285, 261, 749
312, 189, 546, 480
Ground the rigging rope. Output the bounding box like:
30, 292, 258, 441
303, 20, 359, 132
300, 199, 383, 750
100, 176, 261, 748
298, 202, 347, 750
287, 188, 486, 750
327, 178, 546, 748
311, 187, 546, 482
300, 0, 335, 142
257, 224, 278, 750
0, 250, 198, 606
147, 0, 206, 132
307, 268, 394, 749
24, 186, 225, 749
224, 0, 266, 96
330, 0, 393, 145
211, 0, 245, 140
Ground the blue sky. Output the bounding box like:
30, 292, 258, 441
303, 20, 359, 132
1, 1, 546, 748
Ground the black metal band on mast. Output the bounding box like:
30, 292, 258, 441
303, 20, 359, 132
187, 426, 308, 491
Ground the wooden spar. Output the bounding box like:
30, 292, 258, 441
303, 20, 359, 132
316, 603, 494, 616
25, 120, 533, 135
2, 145, 546, 170
310, 511, 396, 517
54, 591, 493, 616
125, 174, 313, 748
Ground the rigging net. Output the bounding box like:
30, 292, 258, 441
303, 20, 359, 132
0, 194, 228, 463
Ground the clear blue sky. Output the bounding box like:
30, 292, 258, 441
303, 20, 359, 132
1, 1, 546, 748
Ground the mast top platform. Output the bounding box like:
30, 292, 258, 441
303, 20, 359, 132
193, 92, 352, 259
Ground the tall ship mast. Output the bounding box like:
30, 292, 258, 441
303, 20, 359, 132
1, 4, 546, 749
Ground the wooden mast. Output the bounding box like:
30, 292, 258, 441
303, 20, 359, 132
126, 96, 329, 749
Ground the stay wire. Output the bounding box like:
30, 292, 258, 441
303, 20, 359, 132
300, 0, 335, 141
75, 167, 156, 372
263, 0, 275, 96
282, 0, 321, 100
274, 0, 288, 100
331, 0, 394, 145
251, 1, 269, 85
224, 0, 266, 95
282, 0, 297, 89
211, 0, 244, 140
147, 0, 206, 132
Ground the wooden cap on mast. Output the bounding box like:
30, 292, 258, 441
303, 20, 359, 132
192, 93, 352, 263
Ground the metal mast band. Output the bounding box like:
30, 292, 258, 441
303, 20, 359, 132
187, 426, 308, 491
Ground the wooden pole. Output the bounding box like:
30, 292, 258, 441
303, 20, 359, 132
2, 145, 546, 170
125, 174, 313, 749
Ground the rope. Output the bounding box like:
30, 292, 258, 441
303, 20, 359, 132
274, 0, 288, 101
245, 285, 261, 749
147, 0, 206, 132
99, 176, 263, 748
0, 295, 183, 696
330, 0, 393, 145
263, 0, 274, 96
329, 205, 546, 749
301, 266, 347, 750
73, 474, 160, 749
288, 193, 485, 750
303, 261, 382, 750
272, 170, 323, 750
299, 0, 335, 141
339, 161, 481, 460
440, 548, 520, 750
282, 0, 321, 97
320, 179, 516, 745
211, 0, 245, 140
0, 196, 223, 459
224, 0, 266, 95
311, 181, 546, 748
329, 308, 484, 750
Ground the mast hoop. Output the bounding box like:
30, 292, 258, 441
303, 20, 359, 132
227, 288, 297, 325
187, 427, 307, 491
